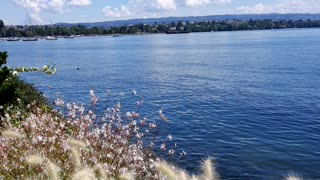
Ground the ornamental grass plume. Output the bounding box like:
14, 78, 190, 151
118, 173, 135, 180
178, 170, 190, 180
155, 161, 177, 180
201, 158, 219, 180
71, 147, 81, 169
72, 168, 96, 180
68, 138, 87, 150
285, 172, 303, 180
1, 129, 24, 139
191, 175, 200, 180
26, 154, 45, 166
46, 161, 60, 180
95, 164, 108, 179
155, 158, 220, 180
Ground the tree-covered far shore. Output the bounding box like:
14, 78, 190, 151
1, 18, 320, 37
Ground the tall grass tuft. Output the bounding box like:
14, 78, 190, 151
68, 138, 87, 150
118, 173, 135, 180
155, 161, 177, 180
155, 158, 220, 180
95, 164, 108, 179
201, 158, 219, 180
70, 147, 81, 169
26, 154, 45, 166
72, 168, 96, 180
47, 161, 60, 180
1, 129, 24, 139
177, 170, 190, 180
285, 172, 303, 180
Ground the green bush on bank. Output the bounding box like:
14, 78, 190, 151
0, 51, 46, 106
0, 51, 53, 126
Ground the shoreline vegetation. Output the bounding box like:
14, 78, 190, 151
0, 53, 303, 178
1, 19, 320, 38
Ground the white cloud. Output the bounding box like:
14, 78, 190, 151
154, 0, 176, 10
14, 0, 47, 13
237, 3, 269, 14
102, 5, 132, 19
237, 0, 320, 14
13, 0, 92, 24
184, 0, 230, 7
48, 0, 65, 13
68, 0, 91, 6
212, 0, 231, 5
14, 0, 48, 23
129, 0, 176, 11
29, 13, 45, 23
185, 0, 210, 7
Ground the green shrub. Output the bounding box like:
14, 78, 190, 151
0, 51, 56, 105
0, 51, 53, 126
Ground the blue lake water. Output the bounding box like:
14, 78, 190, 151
1, 29, 320, 179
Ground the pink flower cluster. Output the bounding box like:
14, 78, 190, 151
0, 88, 182, 179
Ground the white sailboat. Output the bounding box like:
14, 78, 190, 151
23, 16, 38, 41
23, 37, 38, 41
46, 21, 57, 40
64, 35, 75, 39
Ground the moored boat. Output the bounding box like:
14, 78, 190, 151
22, 16, 38, 42
22, 37, 38, 41
6, 37, 21, 41
165, 30, 190, 34
46, 36, 58, 40
46, 21, 58, 40
64, 35, 75, 39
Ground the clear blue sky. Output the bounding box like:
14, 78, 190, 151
1, 0, 320, 25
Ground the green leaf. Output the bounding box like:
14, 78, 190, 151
0, 51, 8, 67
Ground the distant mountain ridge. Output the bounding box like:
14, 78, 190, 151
56, 13, 320, 28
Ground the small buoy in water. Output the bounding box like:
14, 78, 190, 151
76, 68, 80, 70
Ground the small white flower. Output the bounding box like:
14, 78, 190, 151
116, 102, 121, 109
136, 101, 143, 107
90, 89, 95, 96
126, 112, 132, 119
106, 89, 111, 97
12, 70, 18, 76
168, 149, 175, 155
149, 122, 157, 128
149, 142, 154, 147
160, 143, 166, 151
180, 150, 187, 156
131, 89, 137, 96
38, 136, 43, 141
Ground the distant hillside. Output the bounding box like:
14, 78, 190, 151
56, 13, 320, 28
